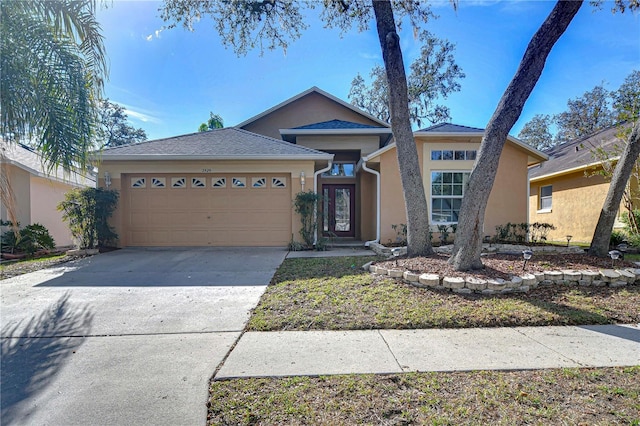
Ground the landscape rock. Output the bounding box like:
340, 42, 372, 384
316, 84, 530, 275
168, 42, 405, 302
465, 277, 487, 291
442, 276, 465, 289
419, 273, 440, 288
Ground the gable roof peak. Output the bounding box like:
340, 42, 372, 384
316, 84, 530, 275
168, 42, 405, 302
235, 86, 390, 129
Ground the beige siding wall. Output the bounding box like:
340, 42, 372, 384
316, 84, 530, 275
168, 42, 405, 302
360, 170, 376, 241
241, 92, 383, 139
378, 138, 531, 244
1, 164, 31, 228
30, 176, 75, 247
1, 164, 79, 247
529, 171, 610, 243
485, 142, 530, 234
296, 135, 380, 156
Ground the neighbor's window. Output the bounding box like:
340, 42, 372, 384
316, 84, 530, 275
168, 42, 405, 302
322, 162, 356, 177
540, 185, 552, 210
431, 171, 470, 223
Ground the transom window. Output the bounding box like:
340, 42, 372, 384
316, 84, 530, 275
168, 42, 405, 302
431, 171, 470, 223
322, 162, 356, 177
540, 185, 552, 210
431, 150, 477, 161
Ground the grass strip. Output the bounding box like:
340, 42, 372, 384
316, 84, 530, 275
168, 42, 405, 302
209, 366, 640, 425
248, 257, 640, 331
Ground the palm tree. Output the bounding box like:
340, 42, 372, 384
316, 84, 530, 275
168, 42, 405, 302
0, 0, 108, 172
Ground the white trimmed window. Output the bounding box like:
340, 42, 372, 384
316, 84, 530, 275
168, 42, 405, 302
322, 162, 356, 177
540, 185, 552, 210
431, 171, 470, 224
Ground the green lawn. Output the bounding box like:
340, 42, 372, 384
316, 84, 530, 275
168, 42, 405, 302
209, 367, 640, 425
247, 256, 640, 331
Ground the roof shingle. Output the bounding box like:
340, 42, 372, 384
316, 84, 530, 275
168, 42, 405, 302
529, 125, 627, 179
99, 128, 332, 159
292, 119, 387, 130
417, 123, 485, 133
1, 141, 94, 186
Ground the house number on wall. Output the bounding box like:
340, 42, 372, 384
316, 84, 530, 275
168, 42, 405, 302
201, 168, 213, 173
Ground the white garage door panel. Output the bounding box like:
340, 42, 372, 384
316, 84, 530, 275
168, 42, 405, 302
124, 173, 292, 247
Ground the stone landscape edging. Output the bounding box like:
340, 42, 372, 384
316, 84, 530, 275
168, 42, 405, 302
368, 241, 585, 257
364, 262, 640, 294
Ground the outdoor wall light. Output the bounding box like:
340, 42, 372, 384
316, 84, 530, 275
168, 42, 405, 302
300, 171, 305, 189
104, 171, 111, 188
522, 249, 533, 271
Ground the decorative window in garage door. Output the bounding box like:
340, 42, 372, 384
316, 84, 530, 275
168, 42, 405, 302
131, 177, 146, 188
252, 177, 266, 188
171, 177, 186, 188
151, 177, 166, 188
212, 177, 226, 188
232, 177, 246, 188
191, 177, 206, 188
271, 177, 286, 188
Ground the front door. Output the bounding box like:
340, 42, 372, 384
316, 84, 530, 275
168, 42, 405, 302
323, 184, 355, 237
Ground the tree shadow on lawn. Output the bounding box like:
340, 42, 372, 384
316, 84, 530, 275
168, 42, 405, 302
1, 293, 94, 425
453, 283, 640, 327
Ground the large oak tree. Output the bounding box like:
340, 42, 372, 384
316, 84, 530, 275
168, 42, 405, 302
449, 1, 583, 271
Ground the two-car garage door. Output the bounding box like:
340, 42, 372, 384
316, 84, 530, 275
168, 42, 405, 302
122, 173, 292, 246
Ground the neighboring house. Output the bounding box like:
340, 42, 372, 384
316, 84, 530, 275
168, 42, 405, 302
97, 87, 547, 248
529, 124, 638, 243
0, 142, 96, 247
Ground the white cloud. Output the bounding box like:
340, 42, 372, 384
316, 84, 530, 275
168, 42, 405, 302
125, 108, 161, 124
144, 28, 164, 42
359, 52, 380, 61
114, 101, 162, 125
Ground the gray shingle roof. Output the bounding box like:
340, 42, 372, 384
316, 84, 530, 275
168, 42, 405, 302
417, 123, 485, 133
529, 125, 627, 179
1, 141, 94, 186
99, 128, 332, 159
292, 119, 386, 130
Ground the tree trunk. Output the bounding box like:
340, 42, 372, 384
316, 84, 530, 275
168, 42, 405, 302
372, 0, 433, 257
589, 122, 640, 256
449, 0, 583, 271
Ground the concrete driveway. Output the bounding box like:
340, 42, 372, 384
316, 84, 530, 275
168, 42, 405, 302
1, 247, 286, 426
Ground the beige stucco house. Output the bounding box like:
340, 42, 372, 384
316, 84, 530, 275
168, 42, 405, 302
97, 87, 547, 248
529, 125, 638, 243
1, 142, 95, 247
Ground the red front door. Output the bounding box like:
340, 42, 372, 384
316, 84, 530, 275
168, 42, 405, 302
322, 184, 355, 237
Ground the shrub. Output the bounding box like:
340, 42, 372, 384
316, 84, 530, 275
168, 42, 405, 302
436, 224, 458, 245
391, 223, 407, 245
621, 209, 640, 235
610, 230, 627, 248
293, 191, 320, 249
1, 222, 55, 255
58, 188, 119, 249
529, 222, 556, 243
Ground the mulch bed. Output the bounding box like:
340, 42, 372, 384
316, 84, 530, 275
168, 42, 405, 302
375, 253, 637, 281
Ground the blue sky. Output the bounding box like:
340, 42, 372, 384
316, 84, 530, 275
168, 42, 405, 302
96, 1, 640, 141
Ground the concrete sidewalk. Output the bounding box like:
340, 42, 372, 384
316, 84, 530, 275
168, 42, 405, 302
216, 324, 640, 378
